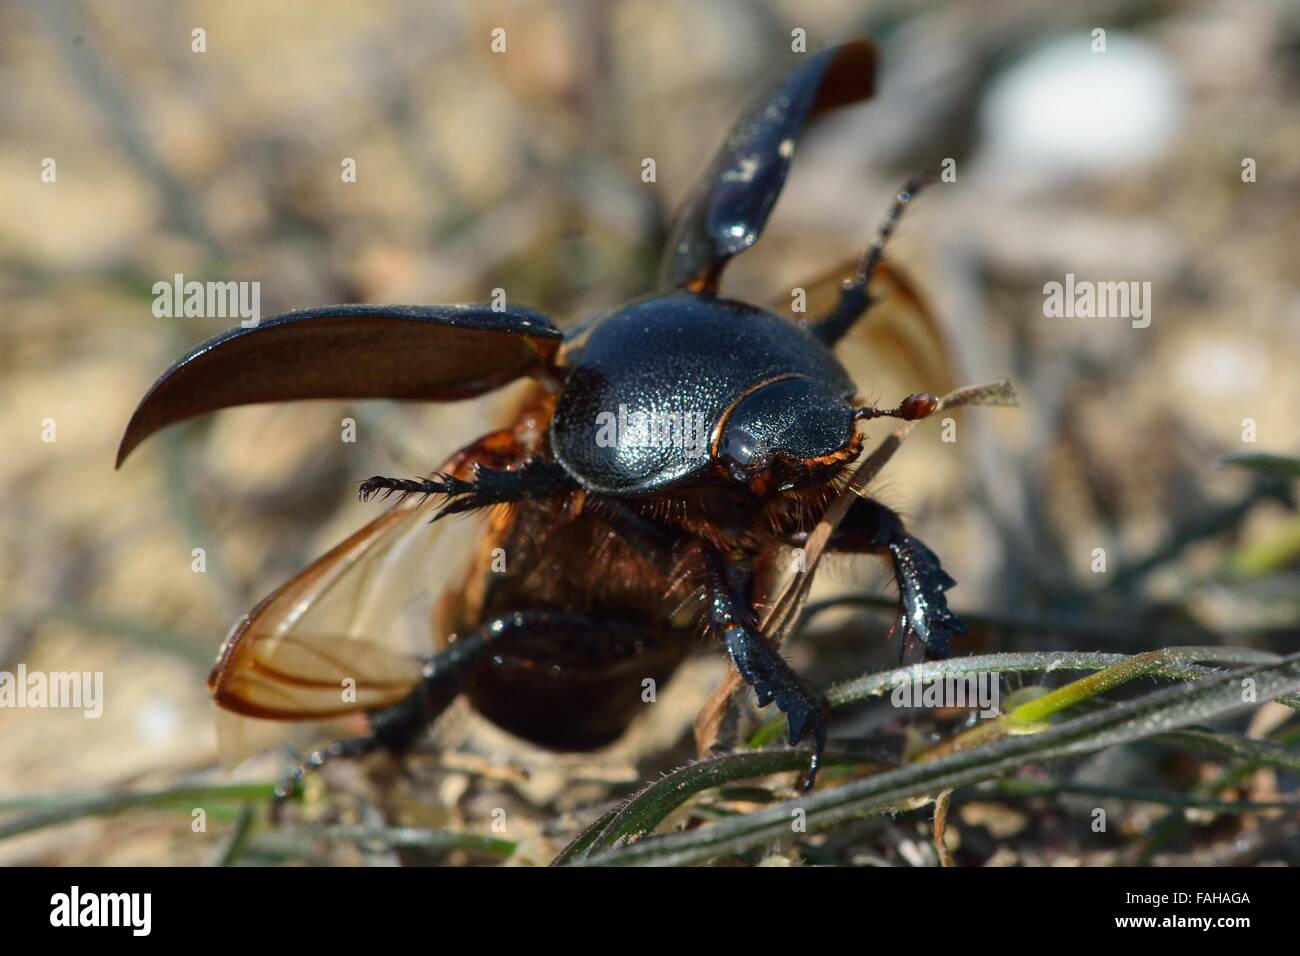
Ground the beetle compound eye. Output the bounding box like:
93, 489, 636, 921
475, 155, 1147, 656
721, 425, 763, 475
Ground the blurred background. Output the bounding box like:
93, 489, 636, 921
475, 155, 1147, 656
1, 0, 1298, 865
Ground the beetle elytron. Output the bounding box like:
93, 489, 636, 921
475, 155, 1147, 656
117, 39, 965, 794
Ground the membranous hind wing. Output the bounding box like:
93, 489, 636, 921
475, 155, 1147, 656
208, 469, 484, 762
114, 305, 558, 762
210, 496, 429, 720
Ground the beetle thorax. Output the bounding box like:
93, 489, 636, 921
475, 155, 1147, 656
550, 292, 860, 496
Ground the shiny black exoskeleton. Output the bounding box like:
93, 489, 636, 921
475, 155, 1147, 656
551, 293, 858, 494
117, 39, 966, 796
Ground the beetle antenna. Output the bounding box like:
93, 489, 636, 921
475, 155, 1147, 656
854, 391, 939, 423
808, 170, 937, 346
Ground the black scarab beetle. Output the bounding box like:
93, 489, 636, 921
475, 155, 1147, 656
117, 39, 964, 794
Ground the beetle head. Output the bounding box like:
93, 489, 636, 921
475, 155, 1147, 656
716, 376, 860, 494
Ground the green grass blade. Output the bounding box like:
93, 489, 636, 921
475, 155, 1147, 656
0, 782, 282, 842
581, 653, 1300, 866
748, 647, 1298, 748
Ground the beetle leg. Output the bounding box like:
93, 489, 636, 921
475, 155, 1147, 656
359, 457, 574, 520
818, 496, 966, 659
702, 547, 829, 790
272, 736, 383, 819
808, 172, 933, 347
273, 609, 635, 809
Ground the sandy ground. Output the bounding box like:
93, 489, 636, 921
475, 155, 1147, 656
1, 0, 1298, 865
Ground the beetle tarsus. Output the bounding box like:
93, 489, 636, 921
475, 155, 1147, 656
358, 474, 465, 503
359, 459, 574, 520
271, 735, 382, 820
854, 172, 934, 290
723, 624, 831, 785
809, 170, 937, 346
800, 723, 827, 791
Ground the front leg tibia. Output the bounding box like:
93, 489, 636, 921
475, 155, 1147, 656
702, 547, 828, 789
826, 497, 966, 659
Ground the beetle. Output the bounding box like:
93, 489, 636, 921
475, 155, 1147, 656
116, 39, 965, 795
